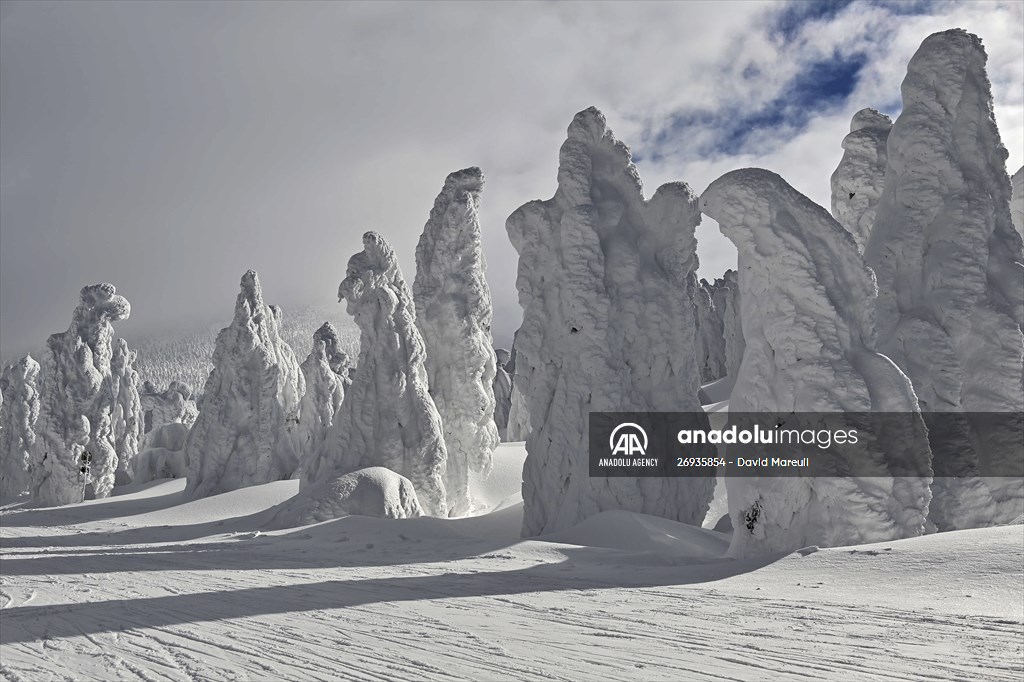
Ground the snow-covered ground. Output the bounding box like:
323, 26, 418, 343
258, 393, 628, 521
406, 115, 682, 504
1, 442, 1021, 681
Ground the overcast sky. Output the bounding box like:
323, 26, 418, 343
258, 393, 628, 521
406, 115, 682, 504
2, 0, 1022, 357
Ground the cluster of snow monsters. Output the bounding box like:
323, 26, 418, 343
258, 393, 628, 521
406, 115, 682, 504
133, 380, 198, 483
0, 355, 40, 500
508, 107, 716, 536
30, 284, 142, 505
862, 29, 1024, 530
184, 271, 305, 499
413, 167, 499, 516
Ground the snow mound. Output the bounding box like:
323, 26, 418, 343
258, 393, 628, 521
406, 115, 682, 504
414, 167, 499, 516
317, 232, 448, 516
268, 467, 423, 529
541, 510, 730, 560
830, 108, 891, 250
701, 168, 932, 556
508, 106, 715, 537
865, 29, 1024, 529
185, 271, 305, 500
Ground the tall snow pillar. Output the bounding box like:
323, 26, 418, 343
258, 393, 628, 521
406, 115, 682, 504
0, 355, 40, 501
110, 338, 143, 486
316, 232, 448, 517
298, 322, 351, 489
864, 29, 1024, 529
508, 107, 715, 537
701, 168, 933, 556
185, 270, 305, 499
413, 167, 499, 516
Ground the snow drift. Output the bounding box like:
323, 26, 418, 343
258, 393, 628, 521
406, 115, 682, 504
830, 108, 892, 250
507, 107, 716, 537
315, 232, 448, 517
413, 167, 499, 516
864, 29, 1024, 529
31, 283, 131, 505
185, 271, 305, 500
0, 355, 40, 501
701, 168, 933, 557
269, 466, 423, 528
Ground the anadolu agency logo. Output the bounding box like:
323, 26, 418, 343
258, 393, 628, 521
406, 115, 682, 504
598, 422, 660, 469
609, 422, 648, 456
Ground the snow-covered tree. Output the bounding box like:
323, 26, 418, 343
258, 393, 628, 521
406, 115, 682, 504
492, 348, 513, 441
316, 232, 448, 516
110, 338, 143, 485
505, 330, 531, 442
0, 355, 40, 501
830, 108, 892, 250
864, 29, 1024, 529
31, 283, 131, 505
298, 322, 351, 488
185, 270, 305, 499
1012, 166, 1023, 238
508, 107, 716, 536
693, 276, 727, 383
701, 168, 933, 556
413, 167, 499, 516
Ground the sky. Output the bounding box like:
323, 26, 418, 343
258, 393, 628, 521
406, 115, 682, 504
1, 0, 1022, 357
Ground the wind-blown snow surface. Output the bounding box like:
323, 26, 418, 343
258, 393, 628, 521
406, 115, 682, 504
508, 107, 715, 537
31, 284, 132, 506
701, 168, 933, 557
830, 108, 892, 250
0, 355, 39, 501
316, 232, 448, 517
184, 271, 305, 500
864, 29, 1024, 530
414, 168, 499, 517
1, 448, 1021, 682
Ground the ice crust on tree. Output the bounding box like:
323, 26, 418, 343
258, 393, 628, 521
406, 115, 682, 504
0, 355, 40, 501
701, 168, 933, 557
864, 29, 1024, 529
492, 348, 513, 441
1012, 166, 1023, 237
140, 381, 198, 443
269, 467, 423, 528
830, 108, 892, 250
413, 167, 499, 516
508, 106, 715, 537
110, 338, 143, 486
185, 271, 305, 499
693, 276, 727, 383
31, 284, 131, 505
315, 232, 448, 516
297, 322, 351, 488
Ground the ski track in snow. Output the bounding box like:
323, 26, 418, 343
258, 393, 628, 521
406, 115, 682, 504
1, 467, 1022, 681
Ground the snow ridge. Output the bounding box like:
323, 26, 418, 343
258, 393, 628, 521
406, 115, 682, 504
701, 168, 933, 556
185, 271, 305, 499
864, 29, 1024, 529
508, 106, 715, 537
0, 355, 40, 500
414, 167, 499, 516
316, 232, 448, 517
